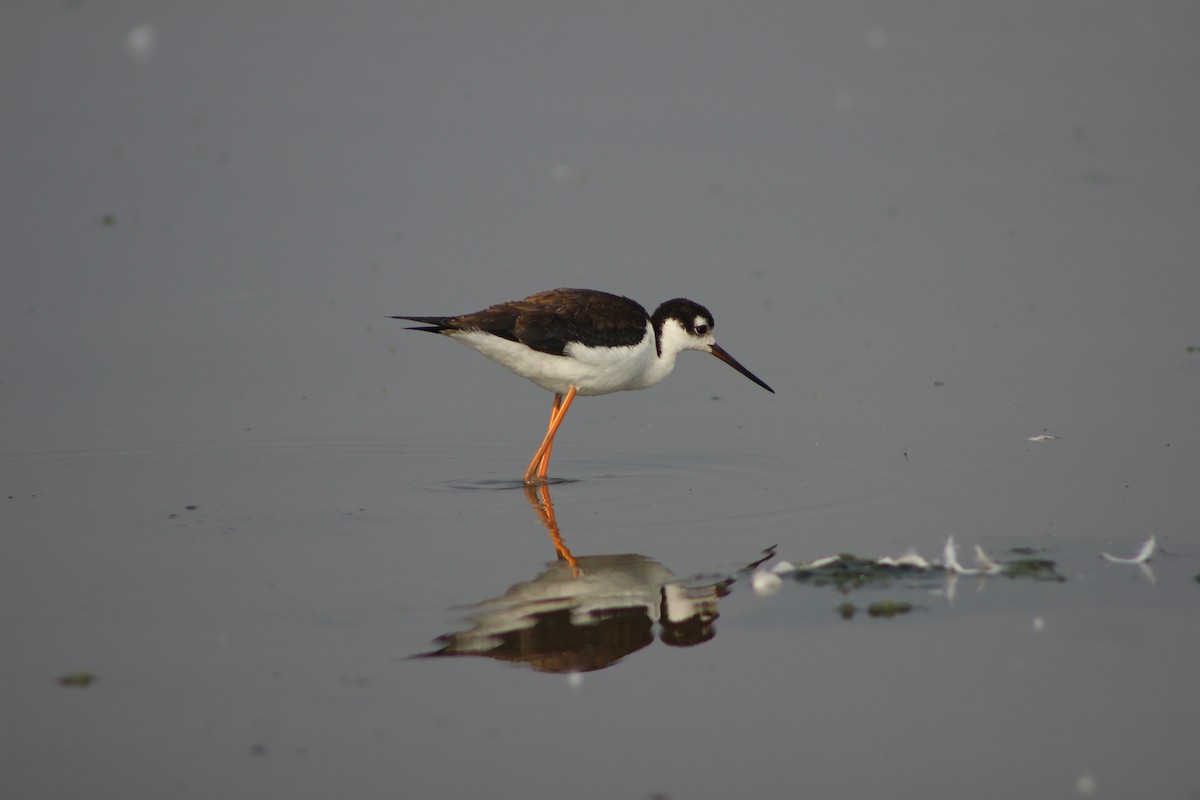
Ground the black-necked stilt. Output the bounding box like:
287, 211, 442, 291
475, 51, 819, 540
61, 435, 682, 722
393, 288, 774, 484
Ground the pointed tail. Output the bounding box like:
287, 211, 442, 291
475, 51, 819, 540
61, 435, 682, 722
390, 315, 454, 333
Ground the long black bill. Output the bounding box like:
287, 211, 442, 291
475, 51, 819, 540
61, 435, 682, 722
709, 343, 775, 393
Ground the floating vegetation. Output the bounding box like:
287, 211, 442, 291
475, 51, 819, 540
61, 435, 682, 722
58, 671, 96, 687
764, 536, 1068, 616
789, 554, 922, 592
835, 600, 917, 620
1002, 559, 1063, 581
866, 601, 914, 618
784, 539, 1064, 591
750, 533, 1193, 620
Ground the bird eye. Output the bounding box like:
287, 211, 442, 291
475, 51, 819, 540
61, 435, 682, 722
695, 324, 709, 335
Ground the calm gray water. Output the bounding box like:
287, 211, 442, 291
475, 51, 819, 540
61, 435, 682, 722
4, 3, 1198, 798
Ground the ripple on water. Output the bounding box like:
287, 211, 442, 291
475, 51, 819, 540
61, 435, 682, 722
0, 437, 915, 537
412, 437, 914, 537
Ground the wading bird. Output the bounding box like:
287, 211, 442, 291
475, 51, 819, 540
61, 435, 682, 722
394, 288, 773, 483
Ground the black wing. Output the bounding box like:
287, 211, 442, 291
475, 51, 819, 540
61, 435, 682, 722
394, 289, 650, 356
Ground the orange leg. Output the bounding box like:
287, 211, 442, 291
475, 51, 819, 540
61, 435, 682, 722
535, 392, 563, 480
523, 385, 577, 484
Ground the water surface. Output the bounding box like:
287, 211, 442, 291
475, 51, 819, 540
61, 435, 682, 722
3, 3, 1199, 798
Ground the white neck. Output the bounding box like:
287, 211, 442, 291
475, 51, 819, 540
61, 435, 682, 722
633, 317, 712, 390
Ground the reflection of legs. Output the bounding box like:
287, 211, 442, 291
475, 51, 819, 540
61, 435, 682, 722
522, 482, 578, 569
523, 385, 577, 484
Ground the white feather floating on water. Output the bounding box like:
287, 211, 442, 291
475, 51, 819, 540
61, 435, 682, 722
942, 537, 1005, 575
876, 547, 930, 569
1101, 536, 1155, 565
943, 536, 976, 574
974, 545, 1004, 575
751, 570, 783, 596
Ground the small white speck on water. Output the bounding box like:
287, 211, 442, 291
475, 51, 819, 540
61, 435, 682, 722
125, 24, 156, 61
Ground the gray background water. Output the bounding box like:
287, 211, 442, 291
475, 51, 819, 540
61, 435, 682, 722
3, 3, 1198, 798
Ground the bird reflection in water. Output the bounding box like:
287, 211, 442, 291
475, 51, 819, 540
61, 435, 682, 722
417, 483, 773, 673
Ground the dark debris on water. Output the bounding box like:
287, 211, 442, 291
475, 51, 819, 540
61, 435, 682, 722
789, 554, 1064, 593
58, 671, 97, 687
837, 600, 917, 620
779, 552, 1067, 620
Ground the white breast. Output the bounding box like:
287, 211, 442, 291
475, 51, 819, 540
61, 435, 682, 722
450, 322, 678, 396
